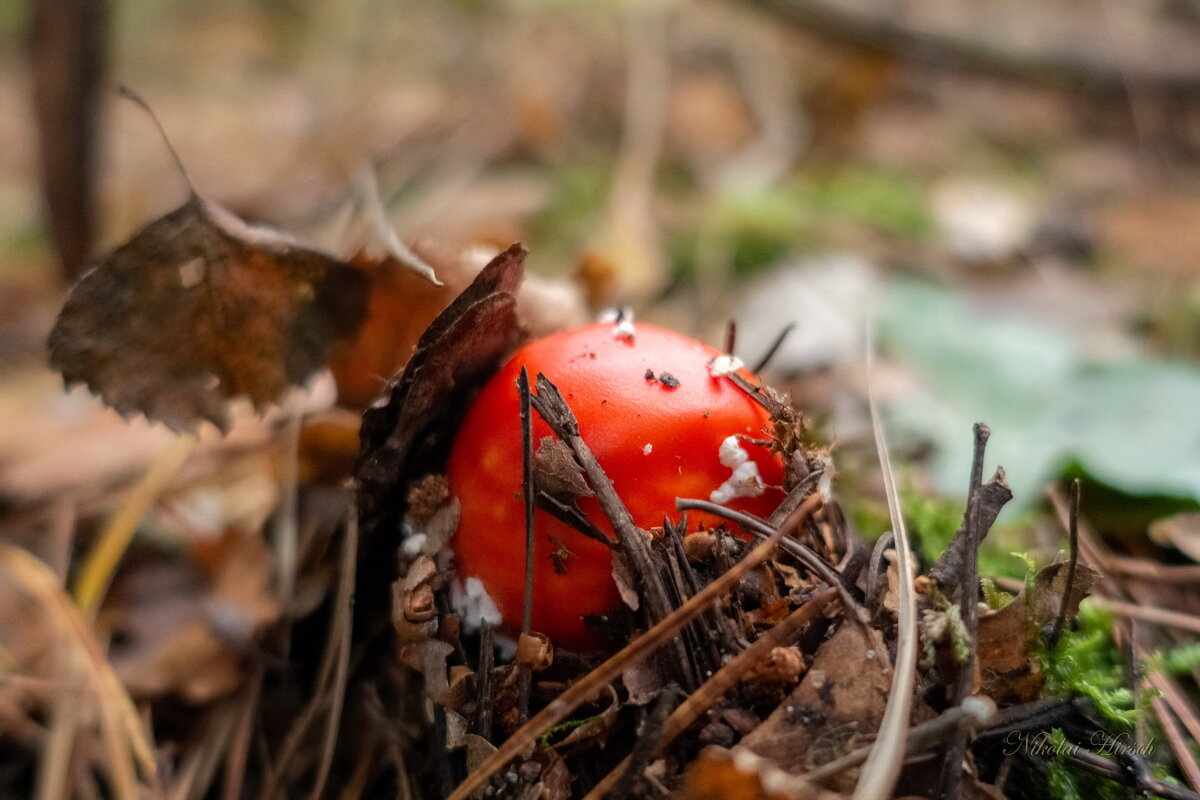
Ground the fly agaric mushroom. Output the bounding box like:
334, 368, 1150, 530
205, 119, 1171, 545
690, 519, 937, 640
446, 321, 785, 650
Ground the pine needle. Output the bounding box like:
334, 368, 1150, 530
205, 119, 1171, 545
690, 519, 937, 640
72, 433, 197, 617
852, 322, 918, 800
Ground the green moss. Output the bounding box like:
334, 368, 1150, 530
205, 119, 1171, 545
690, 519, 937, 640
1046, 730, 1084, 800
538, 715, 592, 746
1040, 604, 1136, 728
901, 488, 960, 566
1147, 640, 1200, 676
900, 488, 1029, 580
980, 577, 1013, 610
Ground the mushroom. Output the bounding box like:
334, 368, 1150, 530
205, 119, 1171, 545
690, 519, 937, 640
446, 321, 785, 650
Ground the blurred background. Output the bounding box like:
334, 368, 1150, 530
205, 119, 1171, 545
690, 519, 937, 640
2, 0, 1200, 793
6, 0, 1200, 534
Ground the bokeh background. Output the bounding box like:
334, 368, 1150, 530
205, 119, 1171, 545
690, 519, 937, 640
6, 0, 1200, 532
2, 2, 1200, 794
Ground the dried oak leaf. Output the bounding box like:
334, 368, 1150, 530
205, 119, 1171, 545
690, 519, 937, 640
49, 194, 369, 432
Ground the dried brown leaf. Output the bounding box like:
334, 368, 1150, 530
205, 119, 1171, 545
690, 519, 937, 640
534, 436, 593, 503
516, 632, 554, 672
356, 244, 525, 539
742, 622, 891, 788
553, 684, 619, 750
49, 195, 369, 432
327, 251, 462, 409
977, 560, 1101, 704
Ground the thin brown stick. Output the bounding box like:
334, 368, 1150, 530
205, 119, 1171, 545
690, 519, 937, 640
445, 494, 823, 800
519, 367, 535, 635
529, 374, 667, 617
32, 0, 107, 279
1148, 671, 1200, 747
583, 585, 837, 799
259, 510, 358, 800
1067, 747, 1200, 800
1048, 479, 1081, 650
517, 367, 535, 722
530, 373, 692, 681
1048, 485, 1126, 600
609, 685, 680, 800
1150, 692, 1200, 790
1087, 597, 1200, 634
939, 423, 991, 800
751, 323, 796, 374
675, 498, 874, 641
803, 698, 993, 786
475, 622, 495, 740
1101, 556, 1200, 583
536, 492, 614, 549
221, 667, 263, 800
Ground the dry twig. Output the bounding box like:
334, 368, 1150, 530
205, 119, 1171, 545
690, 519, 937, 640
445, 494, 823, 800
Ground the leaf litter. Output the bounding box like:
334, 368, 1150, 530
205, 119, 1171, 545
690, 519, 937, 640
7, 89, 1200, 800
48, 91, 371, 434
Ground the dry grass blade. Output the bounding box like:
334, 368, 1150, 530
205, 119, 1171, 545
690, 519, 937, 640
308, 507, 359, 800
36, 659, 82, 800
852, 326, 917, 800
0, 544, 157, 790
445, 493, 824, 800
260, 506, 359, 800
72, 433, 197, 617
582, 586, 838, 799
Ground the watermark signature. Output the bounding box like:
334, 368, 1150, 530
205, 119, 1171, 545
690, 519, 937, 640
1002, 730, 1158, 757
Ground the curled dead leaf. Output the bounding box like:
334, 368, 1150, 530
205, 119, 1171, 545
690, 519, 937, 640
977, 560, 1101, 704
393, 555, 441, 642
516, 631, 555, 672
356, 244, 525, 542
535, 436, 594, 503
444, 665, 476, 714
552, 684, 620, 750
49, 195, 368, 432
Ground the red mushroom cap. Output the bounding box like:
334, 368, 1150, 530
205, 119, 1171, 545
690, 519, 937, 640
447, 321, 785, 650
